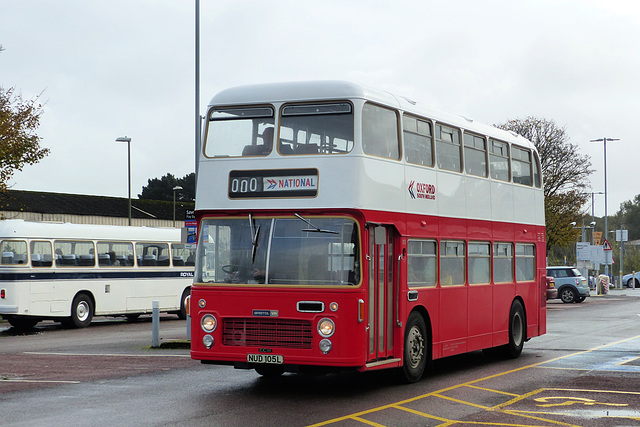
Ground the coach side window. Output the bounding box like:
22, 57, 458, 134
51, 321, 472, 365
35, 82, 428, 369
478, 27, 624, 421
407, 240, 437, 287
136, 242, 170, 266
362, 103, 400, 160
403, 115, 433, 167
493, 242, 513, 283
1, 240, 28, 265
436, 124, 462, 172
489, 139, 510, 182
54, 240, 95, 267
30, 241, 53, 267
440, 241, 465, 286
464, 133, 488, 177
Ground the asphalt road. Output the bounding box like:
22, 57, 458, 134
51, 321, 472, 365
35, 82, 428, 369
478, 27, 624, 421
1, 290, 640, 427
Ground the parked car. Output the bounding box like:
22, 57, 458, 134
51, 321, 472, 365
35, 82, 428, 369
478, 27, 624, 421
546, 266, 590, 303
621, 272, 640, 288
546, 276, 558, 300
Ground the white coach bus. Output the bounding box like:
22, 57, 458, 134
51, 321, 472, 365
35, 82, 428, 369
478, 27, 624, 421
0, 219, 195, 329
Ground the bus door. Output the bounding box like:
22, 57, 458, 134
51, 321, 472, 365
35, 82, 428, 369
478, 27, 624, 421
367, 225, 397, 362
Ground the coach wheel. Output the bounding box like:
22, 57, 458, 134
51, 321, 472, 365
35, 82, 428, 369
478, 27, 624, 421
560, 288, 576, 303
400, 312, 428, 383
501, 300, 525, 359
177, 287, 190, 320
255, 365, 284, 378
7, 316, 39, 330
69, 293, 94, 328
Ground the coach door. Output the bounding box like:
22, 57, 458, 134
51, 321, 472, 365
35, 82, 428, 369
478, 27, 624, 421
367, 225, 397, 362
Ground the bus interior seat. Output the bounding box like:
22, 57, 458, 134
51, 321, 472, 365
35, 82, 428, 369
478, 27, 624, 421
296, 144, 319, 154
78, 254, 95, 266
279, 144, 294, 154
2, 252, 14, 264
158, 255, 170, 266
242, 145, 268, 156
173, 256, 185, 266
98, 253, 111, 266
31, 253, 42, 267
143, 254, 157, 266
59, 254, 77, 266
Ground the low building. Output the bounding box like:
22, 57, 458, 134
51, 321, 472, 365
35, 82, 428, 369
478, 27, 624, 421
0, 190, 193, 228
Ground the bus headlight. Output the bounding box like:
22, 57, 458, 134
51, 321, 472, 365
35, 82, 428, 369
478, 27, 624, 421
203, 334, 214, 349
201, 314, 217, 333
319, 338, 332, 354
317, 318, 335, 337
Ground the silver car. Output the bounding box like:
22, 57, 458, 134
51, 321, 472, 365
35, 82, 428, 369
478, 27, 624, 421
546, 266, 590, 303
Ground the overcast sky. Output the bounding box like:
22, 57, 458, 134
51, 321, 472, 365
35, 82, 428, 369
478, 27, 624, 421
2, 0, 638, 218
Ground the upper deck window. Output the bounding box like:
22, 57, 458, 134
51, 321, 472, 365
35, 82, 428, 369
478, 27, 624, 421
464, 133, 488, 177
512, 146, 533, 186
403, 115, 433, 167
489, 139, 510, 182
204, 106, 275, 157
436, 124, 462, 172
362, 103, 400, 160
279, 103, 354, 155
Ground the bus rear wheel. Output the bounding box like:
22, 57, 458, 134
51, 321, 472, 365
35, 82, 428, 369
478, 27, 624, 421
501, 300, 525, 359
67, 293, 94, 328
400, 312, 428, 383
7, 316, 39, 330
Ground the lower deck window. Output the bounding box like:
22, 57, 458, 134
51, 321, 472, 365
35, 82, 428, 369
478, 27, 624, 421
440, 241, 465, 286
407, 240, 436, 287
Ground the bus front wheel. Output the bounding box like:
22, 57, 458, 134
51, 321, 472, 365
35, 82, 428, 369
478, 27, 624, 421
68, 293, 94, 328
400, 312, 428, 383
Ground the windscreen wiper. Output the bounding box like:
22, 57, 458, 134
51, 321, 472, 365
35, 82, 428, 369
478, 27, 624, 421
294, 213, 338, 234
249, 214, 261, 263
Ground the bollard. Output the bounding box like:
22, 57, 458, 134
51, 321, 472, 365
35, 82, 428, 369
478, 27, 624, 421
152, 300, 160, 348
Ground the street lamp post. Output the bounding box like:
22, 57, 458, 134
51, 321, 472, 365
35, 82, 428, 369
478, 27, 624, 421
590, 137, 619, 277
115, 136, 132, 226
173, 186, 183, 227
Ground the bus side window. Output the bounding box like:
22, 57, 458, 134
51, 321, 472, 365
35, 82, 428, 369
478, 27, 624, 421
362, 103, 400, 160
1, 240, 28, 265
31, 240, 53, 267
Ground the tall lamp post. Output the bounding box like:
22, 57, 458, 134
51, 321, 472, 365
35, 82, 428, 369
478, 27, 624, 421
590, 137, 619, 277
115, 136, 132, 226
173, 186, 183, 227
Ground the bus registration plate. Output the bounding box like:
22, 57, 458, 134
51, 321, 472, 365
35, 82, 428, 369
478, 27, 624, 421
247, 354, 283, 364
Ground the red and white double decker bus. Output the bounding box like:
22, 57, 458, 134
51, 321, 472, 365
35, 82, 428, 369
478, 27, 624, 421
189, 81, 546, 382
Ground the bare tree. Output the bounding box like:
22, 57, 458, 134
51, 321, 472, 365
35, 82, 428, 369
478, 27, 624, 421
0, 45, 50, 191
496, 117, 594, 251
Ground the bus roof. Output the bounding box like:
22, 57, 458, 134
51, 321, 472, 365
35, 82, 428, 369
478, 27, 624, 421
0, 219, 181, 242
207, 80, 534, 151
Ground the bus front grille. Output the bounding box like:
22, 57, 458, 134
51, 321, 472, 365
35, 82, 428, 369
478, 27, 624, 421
222, 318, 313, 349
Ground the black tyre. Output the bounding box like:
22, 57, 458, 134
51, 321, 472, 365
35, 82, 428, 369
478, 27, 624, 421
69, 293, 93, 328
7, 316, 39, 330
501, 300, 525, 359
399, 312, 428, 383
559, 287, 576, 303
177, 287, 190, 320
575, 296, 586, 303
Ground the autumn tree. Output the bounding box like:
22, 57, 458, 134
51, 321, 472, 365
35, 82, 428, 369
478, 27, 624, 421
138, 172, 195, 202
496, 117, 594, 250
0, 46, 50, 191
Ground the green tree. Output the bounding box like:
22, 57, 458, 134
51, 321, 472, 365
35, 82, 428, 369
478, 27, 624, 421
138, 172, 195, 201
0, 45, 50, 191
496, 117, 594, 250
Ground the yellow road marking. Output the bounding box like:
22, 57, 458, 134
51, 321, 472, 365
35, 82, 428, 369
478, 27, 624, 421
307, 334, 640, 427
